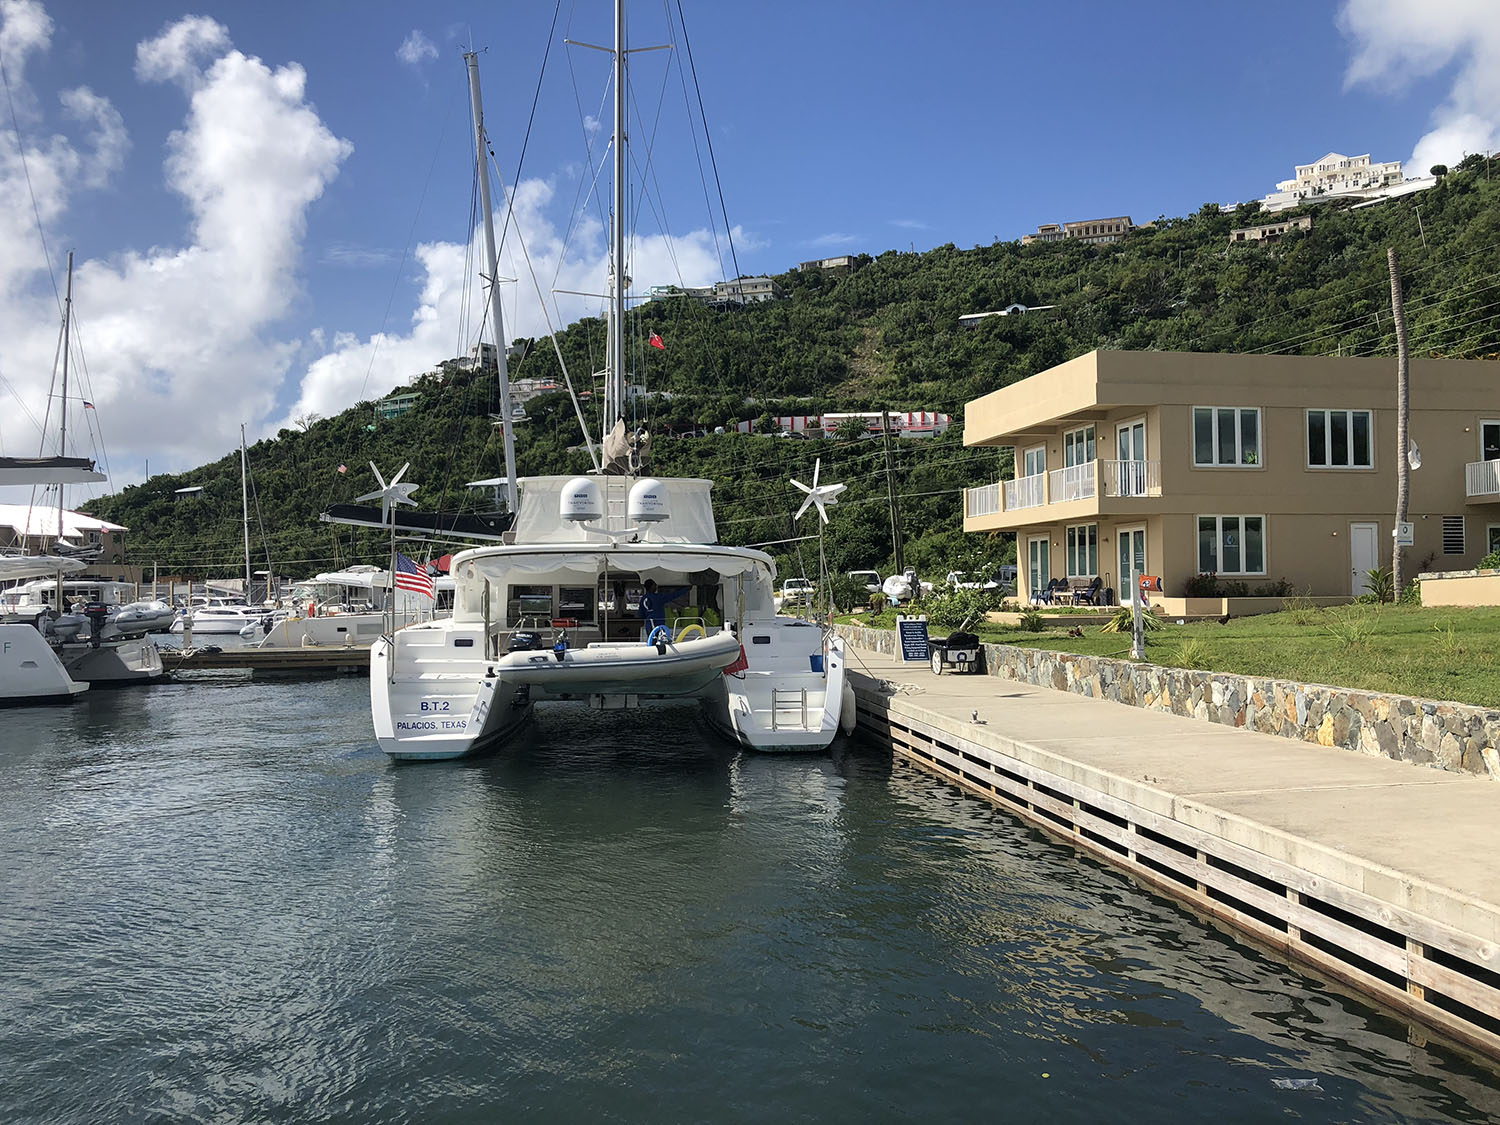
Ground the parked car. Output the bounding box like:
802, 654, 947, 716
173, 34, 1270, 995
847, 570, 882, 593
778, 578, 814, 607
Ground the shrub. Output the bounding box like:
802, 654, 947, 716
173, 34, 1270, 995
1252, 578, 1294, 597
1399, 579, 1422, 606
1100, 606, 1162, 633
1479, 550, 1500, 571
1364, 566, 1395, 604
1220, 580, 1249, 597
1018, 607, 1045, 632
1182, 573, 1220, 597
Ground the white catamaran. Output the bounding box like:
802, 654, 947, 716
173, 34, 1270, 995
369, 8, 853, 760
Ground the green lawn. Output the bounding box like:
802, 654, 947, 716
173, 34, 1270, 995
847, 605, 1500, 710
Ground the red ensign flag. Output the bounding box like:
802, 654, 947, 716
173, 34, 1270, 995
649, 332, 665, 350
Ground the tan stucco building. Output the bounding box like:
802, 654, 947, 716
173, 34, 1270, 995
962, 350, 1500, 605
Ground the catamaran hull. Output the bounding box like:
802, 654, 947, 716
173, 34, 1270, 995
61, 639, 164, 685
0, 623, 88, 705
714, 626, 853, 752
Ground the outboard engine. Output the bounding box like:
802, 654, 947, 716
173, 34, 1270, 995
507, 629, 543, 653
83, 602, 111, 648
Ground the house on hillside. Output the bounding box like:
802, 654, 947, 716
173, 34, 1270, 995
1230, 215, 1313, 245
1021, 217, 1135, 246
961, 350, 1500, 608
1261, 152, 1406, 211
375, 391, 420, 421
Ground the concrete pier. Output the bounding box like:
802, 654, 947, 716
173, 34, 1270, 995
846, 645, 1500, 1062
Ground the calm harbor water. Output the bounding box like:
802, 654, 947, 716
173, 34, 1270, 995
3, 673, 1499, 1123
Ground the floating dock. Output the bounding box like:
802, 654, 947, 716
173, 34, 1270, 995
161, 645, 369, 675
847, 645, 1500, 1063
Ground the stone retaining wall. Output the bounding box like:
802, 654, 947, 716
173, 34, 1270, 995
836, 624, 1499, 780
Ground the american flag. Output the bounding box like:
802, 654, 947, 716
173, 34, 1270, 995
394, 551, 435, 599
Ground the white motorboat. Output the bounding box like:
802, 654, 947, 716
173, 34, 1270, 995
170, 597, 270, 635
368, 16, 850, 760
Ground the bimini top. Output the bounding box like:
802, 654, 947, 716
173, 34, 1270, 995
515, 475, 717, 545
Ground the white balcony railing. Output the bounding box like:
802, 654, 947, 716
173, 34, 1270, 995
1049, 462, 1097, 503
1004, 472, 1047, 511
965, 482, 1001, 518
1100, 458, 1161, 498
1466, 459, 1500, 498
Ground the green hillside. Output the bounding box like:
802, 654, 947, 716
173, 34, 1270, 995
84, 154, 1500, 585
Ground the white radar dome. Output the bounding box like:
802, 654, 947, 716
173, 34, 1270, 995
559, 476, 604, 522
627, 477, 670, 523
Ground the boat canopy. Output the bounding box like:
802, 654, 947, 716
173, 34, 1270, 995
514, 476, 718, 545
460, 547, 766, 584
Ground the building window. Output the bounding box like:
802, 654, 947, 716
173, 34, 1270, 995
1193, 407, 1260, 467
1307, 409, 1373, 468
1487, 525, 1500, 556
1063, 424, 1095, 468
1443, 515, 1466, 555
1197, 515, 1266, 575
1066, 524, 1098, 578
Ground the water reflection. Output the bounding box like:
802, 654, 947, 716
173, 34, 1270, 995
1, 682, 1497, 1122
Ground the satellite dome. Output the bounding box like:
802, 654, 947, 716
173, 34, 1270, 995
559, 476, 604, 522
627, 477, 670, 523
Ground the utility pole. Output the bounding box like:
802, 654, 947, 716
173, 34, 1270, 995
1389, 248, 1410, 598
880, 409, 904, 575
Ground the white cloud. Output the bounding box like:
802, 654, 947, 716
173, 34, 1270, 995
808, 231, 860, 248
1340, 0, 1500, 170
0, 6, 351, 493
278, 176, 744, 432
133, 14, 231, 90
0, 0, 47, 79
396, 29, 437, 67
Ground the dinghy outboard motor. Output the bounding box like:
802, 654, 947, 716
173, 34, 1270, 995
83, 602, 111, 647
507, 629, 543, 653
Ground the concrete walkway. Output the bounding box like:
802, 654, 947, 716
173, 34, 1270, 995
845, 644, 1500, 944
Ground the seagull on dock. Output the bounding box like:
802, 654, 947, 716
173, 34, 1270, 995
355, 462, 420, 524
791, 458, 846, 523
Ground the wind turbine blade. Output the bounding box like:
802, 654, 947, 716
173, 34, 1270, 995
811, 458, 821, 489
368, 461, 387, 489
790, 478, 812, 495
390, 462, 410, 487
795, 492, 817, 521
815, 499, 830, 524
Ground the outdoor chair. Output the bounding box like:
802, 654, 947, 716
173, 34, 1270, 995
1075, 577, 1104, 605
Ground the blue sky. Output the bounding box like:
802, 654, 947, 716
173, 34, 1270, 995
0, 0, 1495, 504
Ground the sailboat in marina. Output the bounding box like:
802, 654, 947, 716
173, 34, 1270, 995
368, 6, 853, 760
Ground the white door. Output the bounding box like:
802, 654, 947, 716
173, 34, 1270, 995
1027, 536, 1050, 603
1117, 420, 1147, 497
1350, 522, 1379, 596
1118, 526, 1146, 604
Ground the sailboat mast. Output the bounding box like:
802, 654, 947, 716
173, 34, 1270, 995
608, 0, 627, 438
465, 51, 520, 513
240, 424, 252, 598
58, 250, 73, 543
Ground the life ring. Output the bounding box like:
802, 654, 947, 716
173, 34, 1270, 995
647, 625, 673, 646
673, 623, 706, 642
